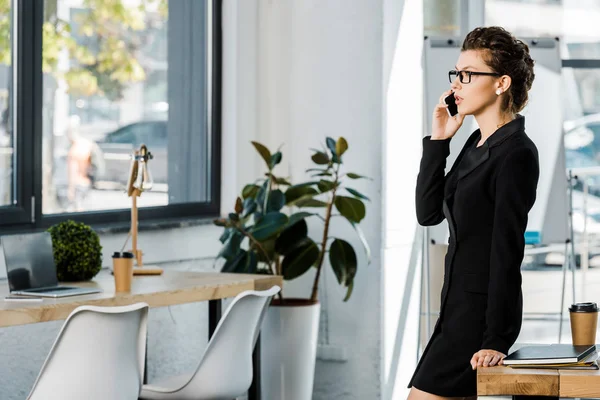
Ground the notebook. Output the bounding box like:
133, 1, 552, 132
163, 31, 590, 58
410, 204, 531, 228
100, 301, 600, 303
508, 350, 599, 370
502, 344, 597, 365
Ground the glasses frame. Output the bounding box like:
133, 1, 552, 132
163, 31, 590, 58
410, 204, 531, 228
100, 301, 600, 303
448, 70, 501, 84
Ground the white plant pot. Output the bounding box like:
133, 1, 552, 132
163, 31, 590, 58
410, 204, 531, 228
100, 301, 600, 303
260, 300, 320, 400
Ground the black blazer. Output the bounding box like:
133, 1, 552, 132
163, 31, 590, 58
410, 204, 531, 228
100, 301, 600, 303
416, 115, 539, 355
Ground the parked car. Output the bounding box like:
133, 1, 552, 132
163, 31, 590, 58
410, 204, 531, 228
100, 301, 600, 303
95, 120, 167, 186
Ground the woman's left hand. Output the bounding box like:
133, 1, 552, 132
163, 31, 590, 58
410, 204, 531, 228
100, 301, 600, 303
470, 349, 506, 369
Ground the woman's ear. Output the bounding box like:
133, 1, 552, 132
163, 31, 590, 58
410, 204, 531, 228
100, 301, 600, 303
498, 75, 512, 94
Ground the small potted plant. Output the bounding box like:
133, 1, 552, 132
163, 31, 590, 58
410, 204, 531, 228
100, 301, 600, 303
48, 220, 103, 281
214, 137, 370, 399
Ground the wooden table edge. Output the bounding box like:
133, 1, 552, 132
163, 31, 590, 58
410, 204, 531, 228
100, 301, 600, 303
0, 271, 283, 328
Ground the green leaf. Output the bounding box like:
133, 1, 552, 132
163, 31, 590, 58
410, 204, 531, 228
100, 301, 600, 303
250, 212, 289, 241
282, 239, 320, 280
318, 180, 337, 193
235, 197, 243, 214
267, 189, 286, 212
306, 168, 328, 173
228, 213, 240, 222
252, 239, 276, 263
213, 218, 228, 227
270, 151, 282, 169
296, 198, 329, 208
251, 141, 272, 168
275, 219, 308, 256
219, 227, 233, 244
242, 198, 257, 218
221, 250, 247, 273
288, 212, 317, 226
217, 231, 243, 261
221, 250, 258, 274
343, 280, 354, 302
326, 137, 340, 163
243, 251, 258, 273
285, 185, 319, 204
256, 179, 269, 212
273, 176, 292, 186
336, 137, 348, 157
329, 239, 358, 288
346, 173, 368, 180
346, 187, 370, 201
312, 152, 330, 165
350, 222, 371, 264
242, 184, 260, 199
334, 196, 366, 223
326, 137, 337, 155
312, 172, 333, 178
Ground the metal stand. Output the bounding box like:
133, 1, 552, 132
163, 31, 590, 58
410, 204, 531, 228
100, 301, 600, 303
524, 170, 577, 343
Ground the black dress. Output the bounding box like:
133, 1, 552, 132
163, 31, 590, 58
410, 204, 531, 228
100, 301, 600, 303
408, 115, 540, 396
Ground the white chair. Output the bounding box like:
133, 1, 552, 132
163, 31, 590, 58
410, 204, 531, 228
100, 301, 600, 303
140, 285, 281, 400
28, 303, 149, 400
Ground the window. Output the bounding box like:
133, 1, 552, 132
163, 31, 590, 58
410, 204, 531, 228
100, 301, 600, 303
0, 0, 221, 229
424, 0, 462, 37
0, 1, 13, 209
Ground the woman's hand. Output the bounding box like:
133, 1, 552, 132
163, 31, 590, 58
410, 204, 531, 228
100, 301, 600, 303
431, 90, 465, 140
470, 349, 506, 369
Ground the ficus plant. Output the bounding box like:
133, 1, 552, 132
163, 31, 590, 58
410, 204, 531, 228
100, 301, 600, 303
213, 137, 371, 303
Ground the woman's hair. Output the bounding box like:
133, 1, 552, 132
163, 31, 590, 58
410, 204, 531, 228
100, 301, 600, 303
461, 26, 535, 115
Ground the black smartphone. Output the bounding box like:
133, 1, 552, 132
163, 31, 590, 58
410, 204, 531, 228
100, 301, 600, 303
444, 92, 458, 117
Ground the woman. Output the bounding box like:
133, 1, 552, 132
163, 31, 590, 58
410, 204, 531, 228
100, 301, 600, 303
408, 26, 540, 398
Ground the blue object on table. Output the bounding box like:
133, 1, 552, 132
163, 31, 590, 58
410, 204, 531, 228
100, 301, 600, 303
524, 231, 542, 245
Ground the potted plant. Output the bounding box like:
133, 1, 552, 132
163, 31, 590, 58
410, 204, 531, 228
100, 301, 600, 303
48, 220, 103, 281
214, 137, 370, 400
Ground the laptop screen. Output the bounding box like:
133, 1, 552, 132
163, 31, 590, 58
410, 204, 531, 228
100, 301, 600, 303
2, 232, 59, 291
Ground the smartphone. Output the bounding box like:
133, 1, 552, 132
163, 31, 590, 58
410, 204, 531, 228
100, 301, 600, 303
444, 92, 458, 117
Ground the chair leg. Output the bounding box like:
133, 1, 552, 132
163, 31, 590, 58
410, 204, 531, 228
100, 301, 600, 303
249, 335, 261, 400
144, 338, 148, 384
209, 299, 222, 339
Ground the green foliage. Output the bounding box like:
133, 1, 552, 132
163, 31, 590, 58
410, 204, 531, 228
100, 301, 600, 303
48, 220, 103, 282
214, 137, 371, 303
0, 0, 167, 100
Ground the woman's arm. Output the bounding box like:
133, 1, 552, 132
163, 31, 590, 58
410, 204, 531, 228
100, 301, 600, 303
481, 146, 539, 354
415, 136, 452, 226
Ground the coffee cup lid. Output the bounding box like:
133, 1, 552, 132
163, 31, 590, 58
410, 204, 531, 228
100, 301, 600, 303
112, 251, 135, 259
569, 302, 599, 312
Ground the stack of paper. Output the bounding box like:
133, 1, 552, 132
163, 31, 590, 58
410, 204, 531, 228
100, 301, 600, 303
503, 344, 598, 370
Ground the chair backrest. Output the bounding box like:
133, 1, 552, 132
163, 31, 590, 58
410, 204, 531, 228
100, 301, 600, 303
28, 303, 149, 400
175, 285, 280, 400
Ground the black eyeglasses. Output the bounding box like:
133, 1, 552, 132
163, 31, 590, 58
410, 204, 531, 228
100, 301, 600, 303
448, 70, 501, 84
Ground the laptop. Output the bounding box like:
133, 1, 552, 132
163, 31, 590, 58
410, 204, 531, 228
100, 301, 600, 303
2, 232, 102, 298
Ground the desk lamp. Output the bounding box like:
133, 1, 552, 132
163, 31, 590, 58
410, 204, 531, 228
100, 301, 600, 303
123, 144, 163, 275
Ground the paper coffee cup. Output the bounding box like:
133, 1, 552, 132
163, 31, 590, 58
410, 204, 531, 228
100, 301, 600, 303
113, 252, 134, 292
569, 302, 599, 346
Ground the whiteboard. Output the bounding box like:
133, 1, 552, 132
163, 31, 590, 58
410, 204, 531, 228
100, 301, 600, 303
422, 36, 567, 246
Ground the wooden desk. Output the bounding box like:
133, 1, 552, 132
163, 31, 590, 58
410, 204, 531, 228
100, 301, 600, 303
478, 366, 600, 399
1, 270, 283, 400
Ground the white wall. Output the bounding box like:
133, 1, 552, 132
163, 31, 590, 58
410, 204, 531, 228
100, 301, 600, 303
225, 1, 385, 398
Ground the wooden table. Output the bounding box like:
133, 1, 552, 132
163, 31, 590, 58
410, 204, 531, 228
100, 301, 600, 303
478, 363, 600, 399
1, 270, 283, 399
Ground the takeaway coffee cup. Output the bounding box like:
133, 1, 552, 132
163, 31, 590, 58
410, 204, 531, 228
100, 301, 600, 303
112, 251, 134, 292
569, 302, 599, 346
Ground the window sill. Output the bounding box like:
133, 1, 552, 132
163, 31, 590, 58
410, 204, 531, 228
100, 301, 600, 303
92, 215, 217, 234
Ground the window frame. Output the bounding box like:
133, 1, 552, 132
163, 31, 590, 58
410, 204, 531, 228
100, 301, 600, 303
0, 0, 222, 232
